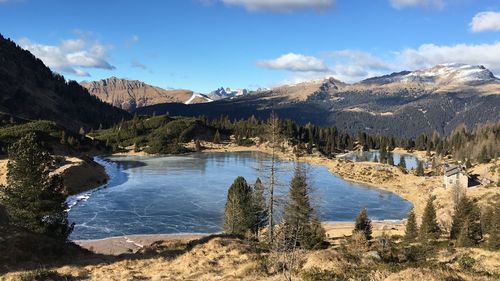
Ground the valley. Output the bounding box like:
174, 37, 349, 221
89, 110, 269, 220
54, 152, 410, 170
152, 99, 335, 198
1, 1, 500, 278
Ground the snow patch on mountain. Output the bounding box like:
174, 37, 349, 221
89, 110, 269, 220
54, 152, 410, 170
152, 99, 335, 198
185, 93, 213, 105
207, 87, 249, 101
402, 63, 497, 84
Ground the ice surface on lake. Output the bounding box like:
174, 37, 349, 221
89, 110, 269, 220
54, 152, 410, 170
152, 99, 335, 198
68, 152, 412, 240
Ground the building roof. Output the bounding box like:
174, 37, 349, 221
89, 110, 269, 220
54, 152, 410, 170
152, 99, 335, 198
444, 164, 467, 177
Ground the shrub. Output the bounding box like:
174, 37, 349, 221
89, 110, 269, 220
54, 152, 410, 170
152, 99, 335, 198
457, 255, 476, 270
302, 268, 341, 281
18, 269, 71, 281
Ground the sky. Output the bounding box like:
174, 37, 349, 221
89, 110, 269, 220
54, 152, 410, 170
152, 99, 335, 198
0, 0, 499, 93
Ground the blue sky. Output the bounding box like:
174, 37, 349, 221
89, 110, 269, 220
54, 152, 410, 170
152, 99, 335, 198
1, 0, 499, 92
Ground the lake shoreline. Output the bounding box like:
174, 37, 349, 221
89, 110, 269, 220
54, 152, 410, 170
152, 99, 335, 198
75, 220, 406, 255
70, 143, 499, 257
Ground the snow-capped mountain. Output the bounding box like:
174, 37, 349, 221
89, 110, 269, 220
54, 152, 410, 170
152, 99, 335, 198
361, 63, 499, 86
207, 87, 249, 101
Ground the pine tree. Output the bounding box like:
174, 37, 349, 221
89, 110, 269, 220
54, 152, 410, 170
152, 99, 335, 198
451, 197, 482, 246
282, 167, 313, 245
0, 204, 8, 225
478, 146, 489, 164
282, 166, 325, 249
387, 153, 395, 166
404, 209, 418, 242
416, 160, 425, 176
450, 196, 472, 239
419, 197, 440, 242
302, 216, 326, 250
253, 178, 268, 235
398, 155, 407, 170
223, 177, 254, 235
456, 220, 474, 247
487, 205, 500, 250
379, 146, 387, 163
353, 208, 372, 241
0, 133, 73, 240
213, 130, 221, 144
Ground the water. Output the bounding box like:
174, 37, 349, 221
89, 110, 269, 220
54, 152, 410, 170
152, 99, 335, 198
68, 152, 412, 240
341, 150, 424, 170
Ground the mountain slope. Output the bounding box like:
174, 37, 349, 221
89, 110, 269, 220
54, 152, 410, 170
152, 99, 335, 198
137, 64, 500, 138
0, 34, 129, 131
81, 77, 201, 111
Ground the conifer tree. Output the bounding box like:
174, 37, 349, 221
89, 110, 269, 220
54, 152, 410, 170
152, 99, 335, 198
353, 208, 372, 241
253, 178, 268, 235
223, 177, 254, 235
451, 197, 482, 246
302, 216, 326, 250
379, 146, 387, 163
387, 153, 395, 166
478, 146, 489, 164
419, 197, 440, 242
398, 155, 407, 170
416, 160, 425, 176
213, 130, 221, 144
487, 205, 500, 250
0, 133, 73, 240
404, 209, 418, 242
282, 167, 312, 244
450, 196, 472, 239
282, 166, 325, 249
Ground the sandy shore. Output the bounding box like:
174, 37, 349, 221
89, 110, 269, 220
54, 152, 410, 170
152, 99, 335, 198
75, 234, 206, 255
0, 156, 108, 196
75, 220, 406, 256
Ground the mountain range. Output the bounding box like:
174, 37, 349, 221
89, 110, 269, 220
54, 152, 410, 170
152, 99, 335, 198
136, 63, 500, 138
0, 32, 498, 138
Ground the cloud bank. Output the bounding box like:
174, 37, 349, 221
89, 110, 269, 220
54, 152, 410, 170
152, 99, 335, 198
389, 0, 444, 9
19, 36, 115, 77
221, 0, 334, 12
260, 42, 500, 84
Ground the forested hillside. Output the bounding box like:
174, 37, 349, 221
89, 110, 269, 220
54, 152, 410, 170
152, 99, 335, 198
0, 34, 129, 132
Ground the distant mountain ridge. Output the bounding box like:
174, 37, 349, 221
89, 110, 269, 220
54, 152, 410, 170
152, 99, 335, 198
0, 34, 129, 131
81, 77, 200, 111
136, 64, 500, 138
207, 87, 249, 101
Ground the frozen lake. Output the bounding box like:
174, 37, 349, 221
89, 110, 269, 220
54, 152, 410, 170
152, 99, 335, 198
68, 152, 412, 240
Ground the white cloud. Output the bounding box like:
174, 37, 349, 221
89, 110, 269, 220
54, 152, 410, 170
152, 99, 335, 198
398, 42, 500, 74
263, 42, 500, 84
18, 36, 115, 77
390, 0, 444, 9
258, 53, 329, 72
221, 0, 334, 12
470, 11, 500, 32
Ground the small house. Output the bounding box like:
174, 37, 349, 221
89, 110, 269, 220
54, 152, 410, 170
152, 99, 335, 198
444, 164, 469, 189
